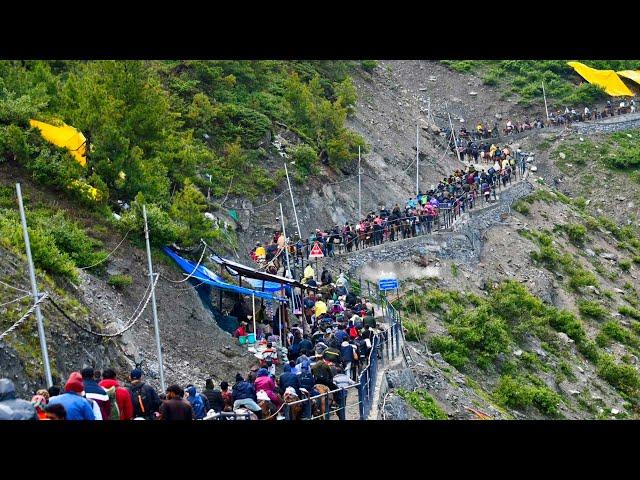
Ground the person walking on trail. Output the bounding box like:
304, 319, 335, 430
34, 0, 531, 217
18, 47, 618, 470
158, 385, 194, 420
185, 385, 207, 420
220, 381, 234, 412
321, 268, 333, 285
0, 378, 37, 420
255, 242, 266, 261
314, 295, 328, 317
44, 403, 66, 420
332, 367, 356, 420
232, 373, 263, 419
202, 379, 224, 413
254, 368, 283, 409
99, 368, 134, 420
340, 340, 359, 380
278, 364, 302, 399
81, 367, 110, 420
31, 392, 49, 420
47, 372, 95, 420
312, 354, 337, 391
128, 368, 161, 420
304, 264, 315, 283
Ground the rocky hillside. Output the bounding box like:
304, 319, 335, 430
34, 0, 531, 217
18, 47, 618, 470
378, 125, 640, 420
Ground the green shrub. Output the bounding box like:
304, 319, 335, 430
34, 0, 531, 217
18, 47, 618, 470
599, 320, 638, 348
619, 305, 640, 320
404, 319, 427, 342
567, 267, 598, 291
619, 259, 632, 272
429, 336, 469, 370
441, 60, 476, 73
451, 263, 459, 277
108, 274, 132, 289
573, 197, 587, 211
564, 223, 587, 245
493, 375, 561, 416
596, 354, 640, 397
360, 60, 378, 72
512, 200, 530, 215
291, 144, 318, 179
396, 389, 448, 420
577, 339, 601, 364
548, 310, 587, 343
578, 300, 608, 320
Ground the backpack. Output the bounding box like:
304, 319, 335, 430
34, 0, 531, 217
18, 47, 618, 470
323, 347, 341, 364
104, 386, 120, 420
130, 383, 152, 419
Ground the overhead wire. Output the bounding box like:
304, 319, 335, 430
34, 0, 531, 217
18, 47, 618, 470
78, 228, 133, 270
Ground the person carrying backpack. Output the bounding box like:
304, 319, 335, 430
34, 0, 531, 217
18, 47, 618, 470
127, 368, 161, 420
185, 385, 207, 420
99, 368, 134, 420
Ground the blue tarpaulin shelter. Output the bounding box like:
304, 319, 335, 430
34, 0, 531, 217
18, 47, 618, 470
163, 247, 287, 303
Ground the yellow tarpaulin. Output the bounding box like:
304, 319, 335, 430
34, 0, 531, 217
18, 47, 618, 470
29, 119, 87, 167
616, 70, 640, 88
567, 62, 634, 97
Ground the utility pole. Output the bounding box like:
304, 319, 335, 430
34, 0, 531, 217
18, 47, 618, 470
358, 146, 362, 219
279, 202, 292, 279
142, 205, 165, 392
542, 81, 550, 120
16, 183, 52, 388
448, 111, 463, 164
416, 122, 420, 195
283, 162, 302, 240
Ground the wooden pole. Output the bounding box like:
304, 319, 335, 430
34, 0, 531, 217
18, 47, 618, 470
542, 81, 550, 120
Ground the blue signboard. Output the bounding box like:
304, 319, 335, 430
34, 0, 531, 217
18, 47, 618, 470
378, 278, 399, 291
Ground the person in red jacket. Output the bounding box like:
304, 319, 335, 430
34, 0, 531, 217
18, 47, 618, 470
99, 368, 134, 420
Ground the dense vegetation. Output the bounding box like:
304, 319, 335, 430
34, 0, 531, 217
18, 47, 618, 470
441, 60, 640, 107
553, 130, 640, 182
0, 60, 367, 276
395, 279, 640, 414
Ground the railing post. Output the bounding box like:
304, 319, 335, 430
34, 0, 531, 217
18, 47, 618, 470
324, 394, 331, 420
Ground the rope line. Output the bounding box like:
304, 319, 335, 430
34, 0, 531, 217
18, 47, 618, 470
0, 294, 31, 309
78, 228, 133, 270
48, 274, 160, 338
0, 278, 30, 294
0, 292, 49, 340
160, 241, 207, 284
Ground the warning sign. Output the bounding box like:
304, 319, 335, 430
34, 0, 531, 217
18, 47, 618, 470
309, 241, 324, 259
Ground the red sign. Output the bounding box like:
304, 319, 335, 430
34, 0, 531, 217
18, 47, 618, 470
309, 241, 324, 259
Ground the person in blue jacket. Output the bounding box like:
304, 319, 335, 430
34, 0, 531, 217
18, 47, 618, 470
48, 372, 95, 420
185, 385, 206, 419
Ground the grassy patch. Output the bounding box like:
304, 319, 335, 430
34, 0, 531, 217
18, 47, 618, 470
396, 389, 448, 420
619, 305, 640, 320
107, 274, 133, 289
578, 300, 608, 320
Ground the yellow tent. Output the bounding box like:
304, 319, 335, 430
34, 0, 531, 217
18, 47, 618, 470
567, 62, 634, 97
616, 70, 640, 88
29, 119, 87, 167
